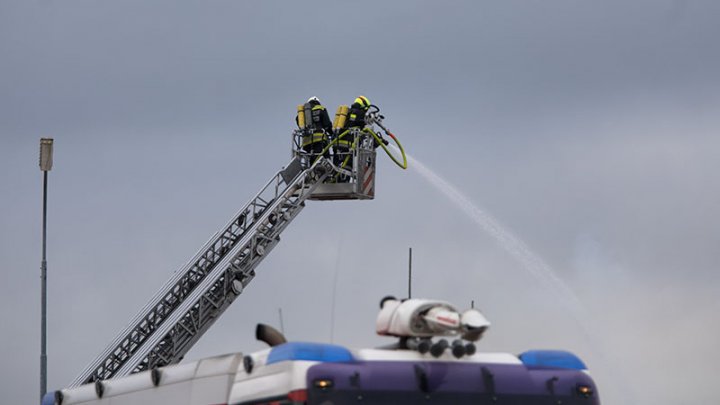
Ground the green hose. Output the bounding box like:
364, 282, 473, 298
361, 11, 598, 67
310, 127, 408, 170
311, 130, 351, 166
366, 128, 408, 170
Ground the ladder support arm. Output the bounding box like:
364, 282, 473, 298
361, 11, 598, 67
70, 157, 332, 387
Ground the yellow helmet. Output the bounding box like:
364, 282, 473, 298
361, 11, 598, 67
354, 95, 371, 110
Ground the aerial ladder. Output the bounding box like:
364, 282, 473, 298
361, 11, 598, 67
69, 105, 406, 388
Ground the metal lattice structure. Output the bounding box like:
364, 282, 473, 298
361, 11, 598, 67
70, 157, 333, 387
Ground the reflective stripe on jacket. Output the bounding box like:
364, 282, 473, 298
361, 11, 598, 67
302, 133, 328, 147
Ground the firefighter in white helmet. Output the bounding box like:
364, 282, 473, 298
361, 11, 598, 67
296, 96, 333, 167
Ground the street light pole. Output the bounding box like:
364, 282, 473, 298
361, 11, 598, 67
39, 138, 54, 401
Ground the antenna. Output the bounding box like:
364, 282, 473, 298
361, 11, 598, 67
408, 247, 412, 298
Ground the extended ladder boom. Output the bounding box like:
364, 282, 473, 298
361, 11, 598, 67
70, 157, 332, 387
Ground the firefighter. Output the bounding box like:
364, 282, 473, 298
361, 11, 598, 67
348, 95, 388, 147
341, 95, 374, 147
345, 95, 371, 130
332, 95, 372, 178
297, 96, 333, 167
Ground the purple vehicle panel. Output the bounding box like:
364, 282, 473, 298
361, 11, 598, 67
306, 360, 599, 404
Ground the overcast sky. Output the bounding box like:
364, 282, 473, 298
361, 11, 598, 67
2, 1, 719, 404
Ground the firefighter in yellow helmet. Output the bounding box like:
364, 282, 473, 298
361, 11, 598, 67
331, 96, 372, 179
296, 96, 333, 167
335, 95, 369, 155
345, 95, 371, 130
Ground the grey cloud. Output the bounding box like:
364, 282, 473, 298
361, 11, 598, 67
2, 1, 719, 404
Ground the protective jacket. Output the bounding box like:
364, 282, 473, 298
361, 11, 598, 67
297, 102, 332, 147
344, 102, 367, 130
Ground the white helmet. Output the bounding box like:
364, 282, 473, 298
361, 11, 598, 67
307, 96, 320, 104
